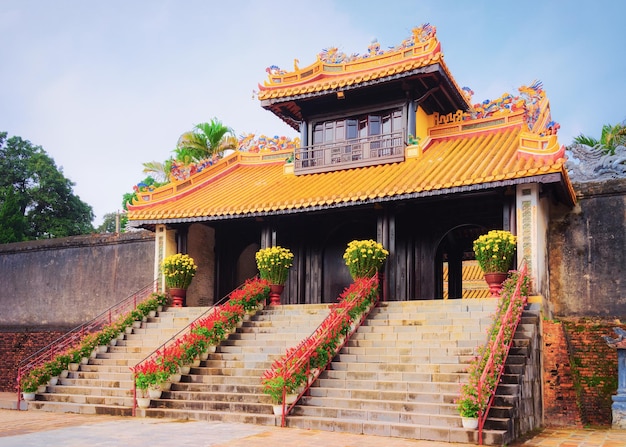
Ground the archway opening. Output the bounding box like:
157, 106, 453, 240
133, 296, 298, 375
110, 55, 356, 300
434, 225, 490, 299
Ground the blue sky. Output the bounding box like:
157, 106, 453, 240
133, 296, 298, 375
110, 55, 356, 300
1, 1, 625, 225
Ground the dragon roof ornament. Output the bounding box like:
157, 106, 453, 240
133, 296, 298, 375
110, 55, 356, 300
566, 144, 626, 182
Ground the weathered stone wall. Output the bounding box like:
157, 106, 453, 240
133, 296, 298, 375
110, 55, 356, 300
0, 231, 155, 329
548, 179, 626, 318
0, 231, 154, 392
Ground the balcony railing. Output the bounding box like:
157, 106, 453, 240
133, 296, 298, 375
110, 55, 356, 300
294, 131, 406, 175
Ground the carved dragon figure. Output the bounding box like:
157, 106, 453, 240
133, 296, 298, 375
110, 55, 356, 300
567, 144, 626, 182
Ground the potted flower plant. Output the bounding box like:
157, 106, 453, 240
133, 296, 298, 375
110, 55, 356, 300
255, 246, 294, 305
457, 385, 481, 429
161, 253, 197, 307
20, 370, 41, 400
342, 239, 389, 280
473, 230, 517, 296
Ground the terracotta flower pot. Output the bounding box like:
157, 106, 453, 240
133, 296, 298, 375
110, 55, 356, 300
484, 272, 508, 297
269, 284, 284, 306
169, 288, 187, 307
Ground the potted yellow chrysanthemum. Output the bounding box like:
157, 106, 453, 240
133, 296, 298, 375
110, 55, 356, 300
161, 253, 197, 307
255, 246, 294, 305
473, 230, 517, 296
343, 239, 389, 280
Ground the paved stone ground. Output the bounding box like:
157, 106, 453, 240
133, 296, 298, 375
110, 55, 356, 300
2, 394, 626, 446
2, 409, 626, 447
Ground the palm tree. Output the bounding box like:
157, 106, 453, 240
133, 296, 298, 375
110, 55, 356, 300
142, 159, 173, 183
175, 118, 236, 163
573, 121, 626, 154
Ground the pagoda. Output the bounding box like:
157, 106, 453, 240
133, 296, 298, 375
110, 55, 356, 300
127, 24, 574, 306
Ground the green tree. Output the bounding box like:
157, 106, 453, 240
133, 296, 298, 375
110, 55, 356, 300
175, 118, 236, 163
96, 211, 128, 233
0, 132, 94, 241
573, 121, 626, 154
0, 187, 27, 243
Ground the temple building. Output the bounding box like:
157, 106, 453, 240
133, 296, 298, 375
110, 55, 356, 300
127, 24, 575, 307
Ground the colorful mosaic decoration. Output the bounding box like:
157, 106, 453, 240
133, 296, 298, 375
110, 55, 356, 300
237, 134, 300, 153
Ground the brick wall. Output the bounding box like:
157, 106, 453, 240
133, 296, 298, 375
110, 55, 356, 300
543, 320, 583, 427
564, 319, 619, 426
543, 319, 621, 427
0, 330, 66, 392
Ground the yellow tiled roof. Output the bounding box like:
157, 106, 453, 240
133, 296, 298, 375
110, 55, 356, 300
127, 122, 573, 224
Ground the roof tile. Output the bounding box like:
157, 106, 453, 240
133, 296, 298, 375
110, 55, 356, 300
128, 126, 571, 223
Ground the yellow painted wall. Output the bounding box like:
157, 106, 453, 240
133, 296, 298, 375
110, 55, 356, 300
415, 106, 431, 142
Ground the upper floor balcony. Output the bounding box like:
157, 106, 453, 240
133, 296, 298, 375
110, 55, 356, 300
294, 131, 406, 175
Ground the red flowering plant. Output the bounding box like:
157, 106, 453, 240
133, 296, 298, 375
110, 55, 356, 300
132, 358, 169, 397
457, 269, 530, 419
156, 342, 186, 375
261, 275, 379, 405
219, 302, 245, 331
132, 278, 270, 387
228, 278, 269, 312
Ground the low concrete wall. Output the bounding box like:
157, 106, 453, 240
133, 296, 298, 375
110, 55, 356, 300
0, 231, 155, 329
549, 179, 626, 318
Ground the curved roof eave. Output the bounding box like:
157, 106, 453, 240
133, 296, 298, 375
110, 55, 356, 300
130, 172, 564, 227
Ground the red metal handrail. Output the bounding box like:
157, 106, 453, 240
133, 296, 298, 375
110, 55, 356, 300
15, 280, 158, 410
477, 262, 528, 445
266, 275, 380, 426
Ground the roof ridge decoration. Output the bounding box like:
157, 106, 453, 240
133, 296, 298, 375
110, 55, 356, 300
257, 23, 443, 98
316, 23, 437, 65
426, 81, 565, 163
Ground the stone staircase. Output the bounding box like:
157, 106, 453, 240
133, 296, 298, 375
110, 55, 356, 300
27, 299, 541, 446
142, 303, 331, 423
284, 299, 510, 444
29, 306, 209, 415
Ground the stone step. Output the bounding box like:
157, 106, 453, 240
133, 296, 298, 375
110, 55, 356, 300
348, 331, 488, 342
178, 375, 262, 386
330, 355, 465, 380
28, 400, 133, 416
291, 400, 461, 425
153, 395, 271, 414
308, 385, 459, 404
61, 371, 132, 381
338, 346, 477, 357
46, 380, 133, 400
166, 389, 269, 404
331, 354, 473, 367
36, 392, 133, 406
315, 379, 463, 394
173, 382, 263, 394
201, 359, 271, 369
284, 415, 506, 445
141, 407, 277, 426
343, 338, 482, 349
53, 378, 134, 388
322, 369, 468, 383
211, 349, 289, 359
185, 367, 267, 379
228, 332, 325, 341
